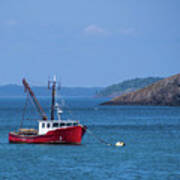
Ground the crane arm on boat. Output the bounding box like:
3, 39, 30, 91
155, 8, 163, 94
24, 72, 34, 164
22, 78, 48, 120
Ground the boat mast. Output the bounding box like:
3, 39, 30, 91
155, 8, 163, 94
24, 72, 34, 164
22, 78, 48, 120
49, 76, 57, 120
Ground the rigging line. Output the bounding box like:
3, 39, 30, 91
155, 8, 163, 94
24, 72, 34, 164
19, 93, 29, 130
86, 128, 126, 147
56, 81, 74, 120
59, 95, 75, 120
61, 97, 74, 120
86, 129, 112, 146
56, 90, 72, 119
56, 83, 75, 121
25, 118, 39, 121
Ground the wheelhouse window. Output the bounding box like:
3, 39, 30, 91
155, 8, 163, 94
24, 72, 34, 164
60, 123, 65, 126
42, 123, 45, 128
53, 123, 59, 127
47, 123, 50, 128
73, 122, 78, 126
67, 123, 72, 126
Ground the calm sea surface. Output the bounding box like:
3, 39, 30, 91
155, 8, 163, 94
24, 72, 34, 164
0, 97, 180, 180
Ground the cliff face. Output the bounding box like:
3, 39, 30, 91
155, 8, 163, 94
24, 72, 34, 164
101, 74, 180, 106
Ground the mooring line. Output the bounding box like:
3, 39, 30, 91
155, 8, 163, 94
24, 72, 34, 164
86, 129, 112, 146
86, 128, 125, 147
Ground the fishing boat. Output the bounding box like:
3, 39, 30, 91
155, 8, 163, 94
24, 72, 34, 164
9, 77, 87, 144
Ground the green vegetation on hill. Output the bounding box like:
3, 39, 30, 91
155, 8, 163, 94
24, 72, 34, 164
101, 73, 180, 106
97, 77, 163, 97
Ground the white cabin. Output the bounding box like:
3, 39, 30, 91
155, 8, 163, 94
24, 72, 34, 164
37, 96, 80, 135
38, 120, 79, 135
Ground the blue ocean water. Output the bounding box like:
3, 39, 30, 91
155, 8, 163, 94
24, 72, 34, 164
0, 97, 180, 180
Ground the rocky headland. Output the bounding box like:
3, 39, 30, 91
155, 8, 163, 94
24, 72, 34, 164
101, 74, 180, 106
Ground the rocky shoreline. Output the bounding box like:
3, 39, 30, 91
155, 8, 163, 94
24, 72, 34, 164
101, 74, 180, 106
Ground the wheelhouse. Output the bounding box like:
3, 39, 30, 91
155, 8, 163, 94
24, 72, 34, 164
38, 120, 79, 135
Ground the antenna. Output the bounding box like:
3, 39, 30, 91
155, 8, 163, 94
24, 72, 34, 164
48, 75, 58, 120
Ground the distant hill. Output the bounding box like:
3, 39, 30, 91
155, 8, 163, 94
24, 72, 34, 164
101, 73, 180, 106
97, 77, 163, 97
0, 85, 102, 97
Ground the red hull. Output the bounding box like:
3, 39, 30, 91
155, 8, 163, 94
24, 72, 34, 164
9, 126, 86, 144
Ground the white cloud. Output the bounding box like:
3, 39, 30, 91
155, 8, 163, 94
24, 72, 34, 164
119, 27, 135, 35
5, 20, 17, 25
84, 25, 107, 35
83, 25, 135, 36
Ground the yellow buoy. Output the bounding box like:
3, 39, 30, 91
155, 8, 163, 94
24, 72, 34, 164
115, 141, 125, 147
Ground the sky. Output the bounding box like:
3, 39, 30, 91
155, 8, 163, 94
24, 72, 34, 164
0, 0, 180, 87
